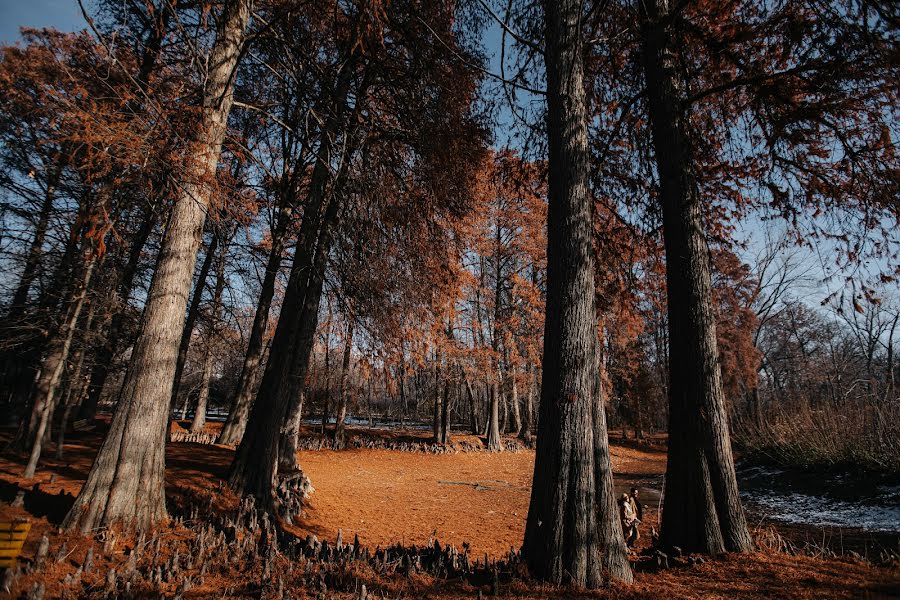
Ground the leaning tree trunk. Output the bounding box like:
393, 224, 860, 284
641, 0, 752, 555
229, 109, 347, 507
171, 231, 218, 413
333, 320, 355, 449
23, 252, 97, 478
218, 206, 291, 444
79, 207, 157, 421
55, 298, 99, 459
191, 233, 228, 433
230, 193, 340, 508
522, 0, 633, 585
8, 162, 62, 316
62, 0, 250, 534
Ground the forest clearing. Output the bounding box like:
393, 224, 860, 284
1, 0, 898, 597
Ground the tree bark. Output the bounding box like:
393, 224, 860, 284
465, 373, 480, 435
522, 0, 632, 585
190, 229, 229, 432
218, 206, 291, 444
440, 379, 451, 445
79, 206, 157, 421
519, 363, 534, 442
485, 377, 501, 450
171, 231, 219, 412
333, 320, 355, 448
640, 0, 752, 555
509, 362, 522, 436
229, 61, 356, 505
62, 0, 250, 533
278, 389, 305, 471
432, 357, 442, 442
24, 252, 97, 477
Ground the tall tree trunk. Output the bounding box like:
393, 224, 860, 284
79, 207, 157, 420
55, 298, 98, 459
62, 0, 250, 533
486, 377, 501, 450
641, 0, 752, 555
218, 207, 291, 444
228, 62, 355, 505
522, 0, 632, 585
509, 362, 522, 436
520, 363, 534, 442
24, 252, 97, 478
191, 230, 229, 432
171, 231, 219, 411
465, 373, 480, 435
432, 358, 442, 442
440, 379, 451, 445
333, 320, 354, 448
231, 191, 341, 504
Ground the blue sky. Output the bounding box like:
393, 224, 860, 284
0, 0, 85, 43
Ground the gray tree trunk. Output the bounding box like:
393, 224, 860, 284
191, 229, 229, 433
333, 320, 355, 448
24, 253, 97, 477
640, 0, 752, 555
218, 205, 291, 444
171, 231, 218, 412
522, 0, 632, 585
62, 0, 251, 533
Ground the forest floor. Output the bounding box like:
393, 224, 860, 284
0, 419, 898, 598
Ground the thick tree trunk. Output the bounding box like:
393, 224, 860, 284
171, 231, 218, 411
333, 321, 354, 448
278, 389, 305, 471
218, 208, 290, 444
522, 0, 632, 585
641, 0, 752, 555
24, 253, 97, 478
62, 0, 250, 533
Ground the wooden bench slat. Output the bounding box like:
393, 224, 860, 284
0, 522, 31, 532
0, 532, 28, 542
0, 540, 26, 549
0, 547, 24, 558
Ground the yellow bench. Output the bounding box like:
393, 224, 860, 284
0, 520, 31, 569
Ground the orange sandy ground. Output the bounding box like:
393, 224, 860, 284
0, 421, 898, 598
